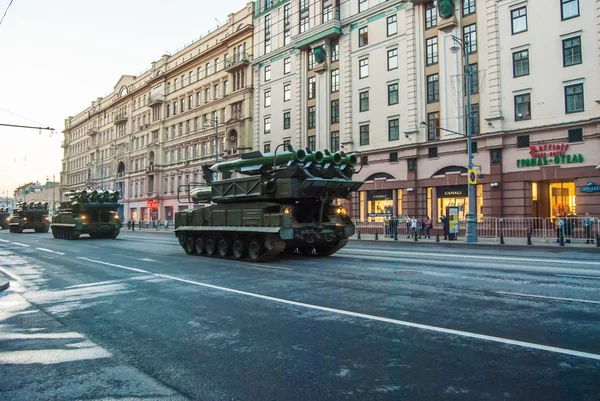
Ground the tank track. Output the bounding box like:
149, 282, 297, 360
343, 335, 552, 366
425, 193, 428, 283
51, 226, 119, 240
315, 238, 348, 256
178, 232, 286, 262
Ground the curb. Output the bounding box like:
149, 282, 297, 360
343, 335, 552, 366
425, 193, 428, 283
349, 238, 600, 253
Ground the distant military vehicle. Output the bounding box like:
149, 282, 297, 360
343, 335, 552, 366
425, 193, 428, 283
0, 207, 10, 229
51, 190, 121, 239
8, 202, 50, 233
174, 146, 362, 262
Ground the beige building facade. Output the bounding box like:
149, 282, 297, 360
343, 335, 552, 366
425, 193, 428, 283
60, 3, 255, 222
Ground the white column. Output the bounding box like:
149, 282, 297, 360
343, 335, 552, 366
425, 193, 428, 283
316, 71, 328, 150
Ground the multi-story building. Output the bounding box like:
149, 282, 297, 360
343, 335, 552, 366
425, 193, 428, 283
60, 3, 255, 222
253, 0, 599, 222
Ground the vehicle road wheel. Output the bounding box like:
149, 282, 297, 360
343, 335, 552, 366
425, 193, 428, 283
299, 246, 314, 256
194, 237, 205, 254
232, 239, 246, 259
185, 236, 196, 255
89, 233, 97, 239
218, 239, 230, 257
205, 238, 216, 255
178, 233, 186, 246
248, 239, 263, 261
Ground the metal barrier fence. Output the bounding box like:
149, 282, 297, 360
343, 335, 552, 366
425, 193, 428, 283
354, 217, 599, 243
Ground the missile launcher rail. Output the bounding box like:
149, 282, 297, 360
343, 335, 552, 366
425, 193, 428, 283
8, 202, 50, 233
175, 146, 363, 262
51, 190, 122, 240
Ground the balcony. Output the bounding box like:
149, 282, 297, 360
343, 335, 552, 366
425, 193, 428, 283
88, 127, 98, 135
148, 94, 164, 106
114, 113, 128, 125
225, 53, 252, 72
61, 140, 68, 148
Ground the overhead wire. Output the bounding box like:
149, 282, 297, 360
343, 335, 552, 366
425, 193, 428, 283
0, 0, 14, 26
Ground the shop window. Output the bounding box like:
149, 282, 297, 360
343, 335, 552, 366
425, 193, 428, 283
550, 182, 576, 216
361, 155, 369, 166
397, 189, 403, 216
568, 128, 583, 143
407, 158, 416, 172
389, 152, 398, 162
490, 149, 501, 164
428, 146, 438, 158
516, 135, 530, 148
427, 187, 433, 221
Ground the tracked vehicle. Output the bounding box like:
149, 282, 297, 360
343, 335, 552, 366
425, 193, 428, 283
174, 146, 362, 262
51, 190, 121, 239
0, 207, 9, 229
8, 202, 50, 233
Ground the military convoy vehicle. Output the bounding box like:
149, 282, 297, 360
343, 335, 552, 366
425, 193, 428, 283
51, 190, 121, 239
8, 202, 50, 233
174, 146, 362, 262
0, 207, 9, 229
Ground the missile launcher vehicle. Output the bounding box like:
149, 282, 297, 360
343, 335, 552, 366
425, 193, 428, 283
174, 146, 363, 262
8, 202, 50, 233
51, 190, 122, 239
0, 207, 9, 229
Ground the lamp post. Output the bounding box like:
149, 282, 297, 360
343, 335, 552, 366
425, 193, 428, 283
450, 35, 477, 243
204, 116, 219, 181
46, 174, 56, 216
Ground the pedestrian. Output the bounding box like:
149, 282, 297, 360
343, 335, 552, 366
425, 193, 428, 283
155, 219, 159, 231
406, 217, 411, 238
440, 214, 448, 240
411, 216, 418, 238
425, 216, 432, 239
555, 214, 564, 243
390, 214, 398, 238
165, 219, 169, 230
583, 213, 594, 244
564, 212, 573, 244
127, 220, 131, 230
384, 216, 390, 237
419, 219, 425, 239
132, 219, 135, 232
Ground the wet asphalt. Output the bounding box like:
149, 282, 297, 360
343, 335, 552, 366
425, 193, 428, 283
0, 229, 599, 401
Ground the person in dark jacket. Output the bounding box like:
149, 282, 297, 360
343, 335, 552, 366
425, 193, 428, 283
440, 215, 448, 240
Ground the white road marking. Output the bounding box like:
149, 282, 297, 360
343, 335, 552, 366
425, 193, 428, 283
11, 243, 29, 248
0, 266, 20, 281
247, 263, 293, 271
0, 239, 10, 243
495, 291, 600, 305
339, 248, 600, 266
80, 257, 600, 361
36, 248, 65, 256
139, 258, 156, 262
556, 274, 600, 280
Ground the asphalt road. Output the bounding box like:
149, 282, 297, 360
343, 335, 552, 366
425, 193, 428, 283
1, 229, 599, 401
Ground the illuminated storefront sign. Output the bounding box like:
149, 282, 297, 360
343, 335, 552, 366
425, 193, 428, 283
580, 181, 600, 193
517, 153, 583, 168
437, 185, 468, 198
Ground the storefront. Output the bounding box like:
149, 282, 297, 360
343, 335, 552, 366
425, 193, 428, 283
361, 190, 394, 222
531, 181, 576, 218
436, 185, 483, 221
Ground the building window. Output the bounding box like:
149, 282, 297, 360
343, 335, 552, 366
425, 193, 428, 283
463, 24, 477, 53
387, 48, 398, 70
516, 135, 530, 148
468, 141, 478, 154
407, 158, 416, 171
389, 152, 398, 162
427, 74, 439, 103
300, 16, 309, 33
427, 112, 440, 141
331, 69, 340, 92
426, 36, 438, 65
387, 15, 397, 36
359, 26, 368, 47
284, 29, 291, 46
470, 104, 480, 135
205, 88, 210, 103
264, 143, 271, 153
331, 39, 339, 61
467, 63, 478, 95
565, 83, 584, 114
463, 0, 475, 16
562, 36, 582, 67
359, 91, 369, 112
331, 100, 339, 124
284, 84, 291, 101
284, 57, 291, 74
213, 84, 219, 99
561, 0, 579, 20
264, 117, 271, 134
196, 67, 201, 81
359, 125, 369, 145
514, 94, 531, 120
361, 156, 369, 166
265, 14, 271, 33
308, 106, 316, 129
428, 147, 438, 158
308, 136, 316, 151
388, 83, 399, 105
283, 112, 291, 130
568, 128, 583, 143
308, 52, 315, 70
308, 77, 316, 99
322, 0, 332, 22
283, 3, 291, 24
388, 119, 399, 141
166, 104, 170, 117
173, 101, 178, 115
330, 131, 340, 152
205, 63, 211, 76
174, 78, 178, 90
359, 58, 369, 78
490, 149, 501, 164
511, 7, 527, 34
264, 65, 271, 81
264, 38, 271, 54
359, 0, 367, 13
264, 90, 271, 108
513, 49, 529, 77
425, 2, 437, 29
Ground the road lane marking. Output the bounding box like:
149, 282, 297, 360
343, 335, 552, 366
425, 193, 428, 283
36, 248, 65, 256
339, 248, 600, 266
80, 257, 600, 361
556, 274, 600, 280
0, 239, 10, 243
495, 291, 600, 305
11, 243, 29, 248
0, 266, 20, 281
247, 263, 293, 271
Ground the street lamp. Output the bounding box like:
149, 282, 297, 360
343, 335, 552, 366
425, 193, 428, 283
203, 116, 220, 181
450, 34, 478, 243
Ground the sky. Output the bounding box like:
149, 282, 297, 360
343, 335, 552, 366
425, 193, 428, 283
0, 0, 249, 197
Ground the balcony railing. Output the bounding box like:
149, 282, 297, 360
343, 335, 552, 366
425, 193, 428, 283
114, 113, 128, 124
225, 53, 252, 72
148, 94, 164, 105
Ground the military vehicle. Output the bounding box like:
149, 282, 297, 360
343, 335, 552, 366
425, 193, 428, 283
174, 146, 362, 262
8, 202, 50, 233
51, 190, 122, 239
1, 207, 11, 229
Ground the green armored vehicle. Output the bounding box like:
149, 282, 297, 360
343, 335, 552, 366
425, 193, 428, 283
174, 146, 362, 262
51, 190, 122, 239
9, 202, 50, 233
0, 207, 9, 229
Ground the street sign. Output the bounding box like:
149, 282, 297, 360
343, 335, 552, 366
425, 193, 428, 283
468, 169, 477, 185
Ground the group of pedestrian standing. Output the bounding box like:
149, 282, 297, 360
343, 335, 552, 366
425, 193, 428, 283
556, 212, 595, 244
404, 216, 433, 239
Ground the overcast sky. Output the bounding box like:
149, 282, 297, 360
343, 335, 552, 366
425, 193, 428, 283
0, 0, 249, 197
